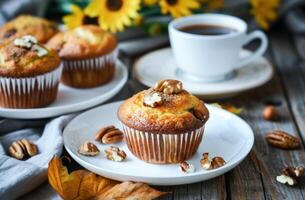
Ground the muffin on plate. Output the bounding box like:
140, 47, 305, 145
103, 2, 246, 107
0, 15, 58, 43
118, 79, 209, 164
0, 35, 62, 108
46, 25, 117, 88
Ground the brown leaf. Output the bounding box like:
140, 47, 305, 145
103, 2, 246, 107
48, 156, 167, 200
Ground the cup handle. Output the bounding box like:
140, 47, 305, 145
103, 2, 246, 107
236, 30, 268, 68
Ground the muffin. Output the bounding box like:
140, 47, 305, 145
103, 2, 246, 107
46, 25, 117, 88
0, 15, 58, 43
118, 79, 209, 164
0, 35, 62, 108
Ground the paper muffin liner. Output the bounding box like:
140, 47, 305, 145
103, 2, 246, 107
121, 123, 205, 164
61, 48, 118, 88
0, 64, 63, 108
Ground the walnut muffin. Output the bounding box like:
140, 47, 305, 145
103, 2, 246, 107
0, 15, 58, 43
118, 79, 209, 164
0, 35, 62, 108
46, 25, 117, 88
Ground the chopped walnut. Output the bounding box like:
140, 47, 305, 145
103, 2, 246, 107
143, 91, 163, 108
200, 153, 225, 170
179, 161, 195, 173
78, 141, 100, 156
105, 146, 126, 162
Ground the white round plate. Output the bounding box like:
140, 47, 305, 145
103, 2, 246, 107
133, 47, 273, 99
63, 101, 254, 186
0, 62, 128, 119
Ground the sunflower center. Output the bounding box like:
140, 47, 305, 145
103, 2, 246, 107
106, 0, 123, 11
83, 16, 98, 25
166, 0, 178, 5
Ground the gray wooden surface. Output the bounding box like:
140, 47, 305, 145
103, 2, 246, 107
12, 27, 305, 199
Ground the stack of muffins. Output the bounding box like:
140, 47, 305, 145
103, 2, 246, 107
0, 15, 118, 108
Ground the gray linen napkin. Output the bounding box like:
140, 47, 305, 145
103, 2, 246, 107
0, 114, 75, 200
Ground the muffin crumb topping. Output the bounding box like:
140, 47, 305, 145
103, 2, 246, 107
13, 35, 48, 57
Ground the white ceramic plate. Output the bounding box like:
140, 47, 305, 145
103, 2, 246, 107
63, 101, 254, 186
133, 47, 273, 99
0, 62, 128, 119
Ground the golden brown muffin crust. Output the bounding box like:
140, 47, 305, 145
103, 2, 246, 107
46, 25, 117, 60
0, 36, 61, 77
0, 15, 58, 43
118, 88, 209, 134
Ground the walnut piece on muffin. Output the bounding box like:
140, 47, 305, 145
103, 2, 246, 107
0, 15, 58, 43
118, 79, 209, 164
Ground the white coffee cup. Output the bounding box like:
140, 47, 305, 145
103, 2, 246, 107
169, 14, 268, 82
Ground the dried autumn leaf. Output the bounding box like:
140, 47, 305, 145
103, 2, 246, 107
212, 103, 243, 115
48, 156, 167, 200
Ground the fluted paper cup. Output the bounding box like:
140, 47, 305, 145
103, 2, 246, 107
61, 48, 118, 88
121, 123, 205, 164
0, 64, 63, 108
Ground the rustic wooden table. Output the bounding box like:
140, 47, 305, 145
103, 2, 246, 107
8, 27, 305, 199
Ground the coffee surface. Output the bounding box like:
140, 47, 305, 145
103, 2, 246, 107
179, 24, 237, 35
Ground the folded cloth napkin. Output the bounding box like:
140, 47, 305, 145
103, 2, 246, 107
0, 114, 75, 200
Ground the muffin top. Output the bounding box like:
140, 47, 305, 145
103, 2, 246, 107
0, 15, 58, 43
46, 25, 117, 60
118, 80, 209, 134
0, 35, 61, 77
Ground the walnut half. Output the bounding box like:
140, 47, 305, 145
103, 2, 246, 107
154, 79, 183, 95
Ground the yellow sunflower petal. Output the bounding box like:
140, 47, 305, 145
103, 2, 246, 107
85, 0, 103, 17
250, 0, 280, 29
159, 0, 199, 18
62, 4, 84, 29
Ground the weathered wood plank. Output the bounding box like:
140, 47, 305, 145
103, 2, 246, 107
269, 30, 305, 145
224, 33, 305, 200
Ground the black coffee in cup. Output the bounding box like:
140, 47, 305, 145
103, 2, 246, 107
179, 24, 237, 36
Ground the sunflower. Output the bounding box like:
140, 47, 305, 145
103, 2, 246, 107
250, 0, 280, 30
85, 0, 141, 33
63, 5, 85, 29
159, 0, 200, 18
200, 0, 224, 11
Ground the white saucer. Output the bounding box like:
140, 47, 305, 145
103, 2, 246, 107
63, 101, 254, 186
0, 62, 128, 119
133, 47, 273, 99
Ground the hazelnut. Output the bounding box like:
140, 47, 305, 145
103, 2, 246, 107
262, 106, 279, 121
